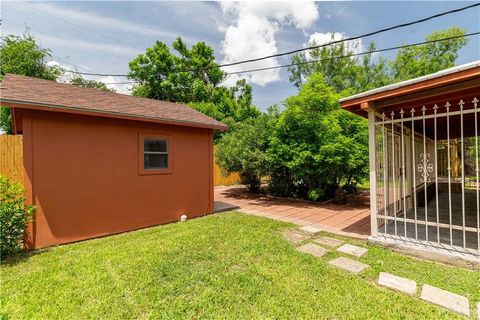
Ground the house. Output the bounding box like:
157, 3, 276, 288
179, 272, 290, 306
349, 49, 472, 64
0, 74, 227, 249
340, 61, 480, 262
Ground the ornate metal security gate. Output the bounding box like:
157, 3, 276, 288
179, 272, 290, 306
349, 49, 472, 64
371, 97, 480, 255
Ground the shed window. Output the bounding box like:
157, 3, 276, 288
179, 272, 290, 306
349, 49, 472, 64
144, 139, 168, 169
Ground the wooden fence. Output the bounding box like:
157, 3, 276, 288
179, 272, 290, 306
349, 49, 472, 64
0, 135, 240, 186
0, 135, 23, 183
213, 158, 241, 186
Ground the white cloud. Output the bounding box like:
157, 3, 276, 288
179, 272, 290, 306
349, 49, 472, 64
38, 34, 140, 57
16, 2, 179, 39
307, 32, 363, 56
97, 76, 132, 95
219, 1, 319, 87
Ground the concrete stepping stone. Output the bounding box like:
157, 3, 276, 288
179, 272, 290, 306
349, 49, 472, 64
283, 231, 310, 244
420, 284, 470, 317
297, 243, 329, 257
378, 272, 417, 295
314, 236, 343, 248
299, 225, 322, 235
328, 257, 368, 274
336, 244, 368, 257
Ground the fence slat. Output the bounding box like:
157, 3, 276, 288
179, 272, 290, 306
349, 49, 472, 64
0, 135, 23, 183
213, 146, 241, 186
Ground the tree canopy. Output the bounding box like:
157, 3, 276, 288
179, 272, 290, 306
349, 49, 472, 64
217, 26, 470, 201
287, 26, 468, 95
129, 37, 225, 103
389, 27, 468, 82
128, 37, 260, 133
69, 76, 116, 93
0, 33, 63, 133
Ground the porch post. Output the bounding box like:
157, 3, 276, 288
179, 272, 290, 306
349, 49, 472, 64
363, 102, 378, 237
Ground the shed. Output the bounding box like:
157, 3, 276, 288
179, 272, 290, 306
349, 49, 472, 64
0, 74, 227, 249
340, 61, 479, 262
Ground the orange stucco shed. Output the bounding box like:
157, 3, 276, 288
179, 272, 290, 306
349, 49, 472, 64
0, 74, 227, 249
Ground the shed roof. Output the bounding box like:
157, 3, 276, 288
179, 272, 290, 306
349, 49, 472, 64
0, 74, 228, 130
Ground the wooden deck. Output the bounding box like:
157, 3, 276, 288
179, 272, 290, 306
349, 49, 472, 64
214, 186, 371, 239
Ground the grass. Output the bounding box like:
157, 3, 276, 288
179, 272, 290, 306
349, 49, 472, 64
1, 212, 479, 319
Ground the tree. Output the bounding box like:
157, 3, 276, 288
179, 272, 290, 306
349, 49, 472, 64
216, 106, 279, 192
287, 27, 468, 95
69, 76, 115, 93
267, 73, 368, 200
129, 37, 259, 131
390, 26, 468, 82
0, 33, 62, 133
129, 37, 225, 103
288, 36, 390, 94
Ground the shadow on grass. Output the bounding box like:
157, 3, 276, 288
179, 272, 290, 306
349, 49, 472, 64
1, 247, 51, 266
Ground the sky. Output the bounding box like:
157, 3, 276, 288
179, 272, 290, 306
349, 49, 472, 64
1, 1, 479, 111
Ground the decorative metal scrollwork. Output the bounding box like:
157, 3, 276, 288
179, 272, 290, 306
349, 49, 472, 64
417, 153, 433, 183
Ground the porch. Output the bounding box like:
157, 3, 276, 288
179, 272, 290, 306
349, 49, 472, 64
340, 61, 480, 261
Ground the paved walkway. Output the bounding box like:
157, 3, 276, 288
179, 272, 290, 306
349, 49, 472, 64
214, 186, 370, 239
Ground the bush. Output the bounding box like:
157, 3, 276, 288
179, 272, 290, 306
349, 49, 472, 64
0, 176, 36, 256
266, 74, 368, 200
216, 106, 279, 192
217, 73, 368, 202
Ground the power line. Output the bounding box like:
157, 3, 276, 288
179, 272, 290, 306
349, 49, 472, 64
227, 31, 480, 75
18, 2, 138, 49
62, 31, 479, 82
10, 2, 479, 80
1, 18, 130, 62
219, 3, 480, 68
65, 70, 130, 77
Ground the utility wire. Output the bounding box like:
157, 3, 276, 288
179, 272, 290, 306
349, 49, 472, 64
18, 2, 138, 49
64, 31, 480, 82
227, 31, 480, 75
64, 70, 130, 77
1, 18, 131, 62
219, 2, 480, 68
13, 2, 480, 79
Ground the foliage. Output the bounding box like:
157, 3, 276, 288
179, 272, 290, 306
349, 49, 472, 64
267, 74, 368, 200
215, 74, 368, 200
0, 213, 477, 319
288, 27, 468, 94
129, 37, 225, 102
189, 80, 261, 141
69, 76, 115, 92
270, 26, 468, 200
129, 37, 259, 132
390, 26, 468, 81
0, 177, 36, 257
0, 108, 13, 135
288, 37, 390, 94
0, 33, 63, 133
216, 106, 279, 192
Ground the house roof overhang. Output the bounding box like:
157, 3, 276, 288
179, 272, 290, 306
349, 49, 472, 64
340, 60, 480, 117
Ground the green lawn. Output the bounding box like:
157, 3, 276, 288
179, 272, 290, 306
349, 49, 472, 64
1, 212, 479, 319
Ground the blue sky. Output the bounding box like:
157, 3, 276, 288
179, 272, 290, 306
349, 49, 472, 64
1, 1, 479, 111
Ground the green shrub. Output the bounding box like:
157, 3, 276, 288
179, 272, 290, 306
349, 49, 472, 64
266, 74, 368, 200
0, 176, 36, 257
216, 74, 368, 201
216, 106, 279, 192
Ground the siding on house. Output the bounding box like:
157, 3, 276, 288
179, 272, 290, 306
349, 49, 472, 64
21, 110, 214, 248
